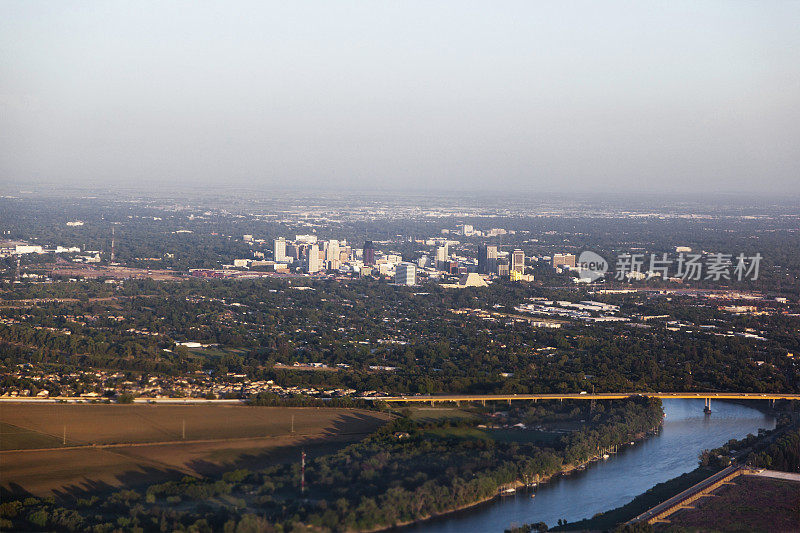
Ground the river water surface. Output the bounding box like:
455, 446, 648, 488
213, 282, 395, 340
408, 399, 776, 533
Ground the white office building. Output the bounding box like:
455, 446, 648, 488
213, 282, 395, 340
326, 239, 340, 263
435, 245, 448, 262
14, 245, 44, 254
274, 237, 287, 262
306, 244, 321, 273
295, 234, 318, 244
395, 262, 416, 285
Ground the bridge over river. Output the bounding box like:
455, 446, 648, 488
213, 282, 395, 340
364, 392, 800, 411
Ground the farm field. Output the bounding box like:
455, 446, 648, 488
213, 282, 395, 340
0, 404, 391, 497
1, 421, 63, 450
659, 475, 800, 532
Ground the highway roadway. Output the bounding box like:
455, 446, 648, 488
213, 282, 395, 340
361, 392, 800, 402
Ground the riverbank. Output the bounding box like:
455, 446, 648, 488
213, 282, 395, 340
372, 481, 527, 532
392, 423, 664, 532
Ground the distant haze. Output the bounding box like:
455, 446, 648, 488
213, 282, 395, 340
2, 1, 799, 194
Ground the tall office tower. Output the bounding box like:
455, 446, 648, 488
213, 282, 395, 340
274, 237, 287, 262
435, 244, 448, 270
478, 244, 498, 274
305, 244, 321, 273
552, 253, 576, 268
478, 244, 487, 273
395, 262, 416, 285
511, 249, 525, 274
487, 245, 498, 274
326, 240, 340, 263
363, 241, 376, 265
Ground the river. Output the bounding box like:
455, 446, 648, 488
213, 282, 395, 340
407, 399, 776, 533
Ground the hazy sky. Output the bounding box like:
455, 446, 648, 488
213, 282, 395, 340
2, 1, 799, 194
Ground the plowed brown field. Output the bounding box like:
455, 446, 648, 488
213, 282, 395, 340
0, 403, 390, 497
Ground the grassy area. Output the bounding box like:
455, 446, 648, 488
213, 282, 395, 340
425, 427, 493, 441
187, 346, 242, 358
488, 428, 563, 445
404, 407, 567, 445
555, 466, 721, 531
422, 426, 563, 445
405, 407, 479, 423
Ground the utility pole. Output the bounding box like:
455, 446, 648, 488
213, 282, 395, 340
63, 424, 66, 445
300, 450, 306, 494
15, 256, 21, 283
291, 414, 294, 433
110, 226, 116, 263
182, 419, 186, 440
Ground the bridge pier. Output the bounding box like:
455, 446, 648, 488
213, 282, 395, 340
704, 398, 711, 414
